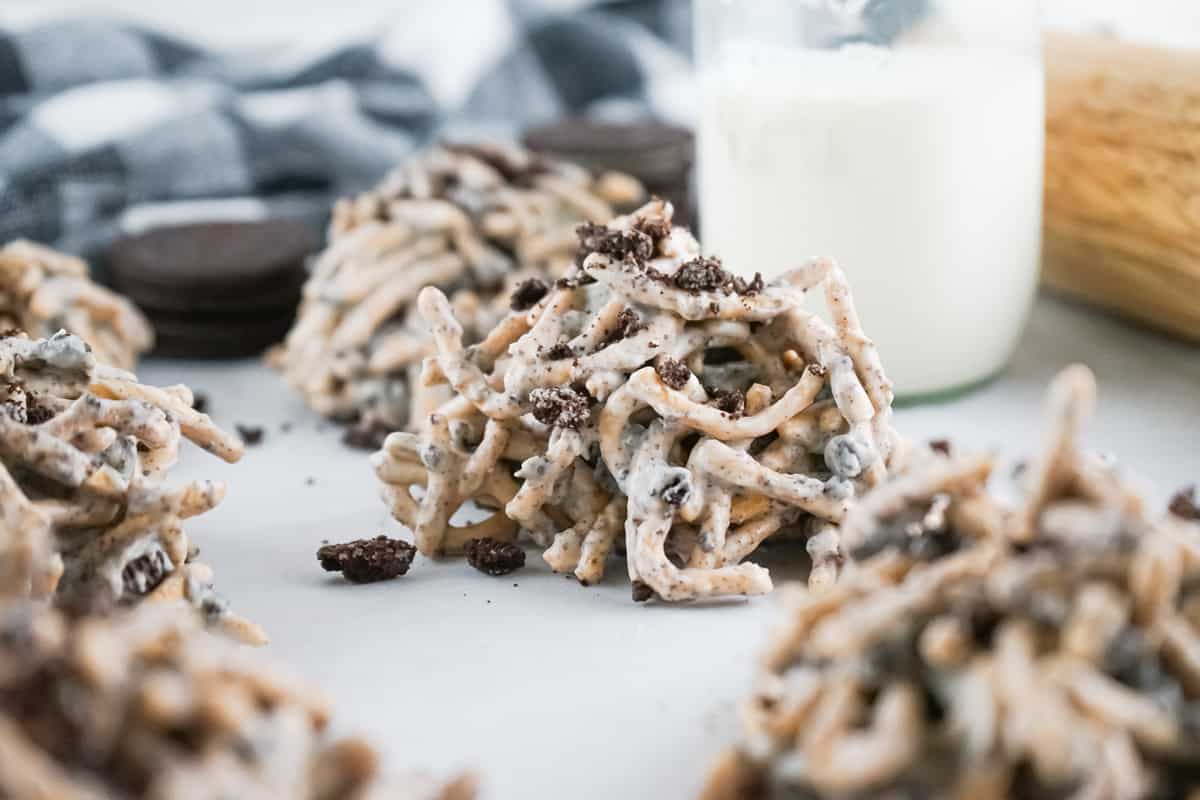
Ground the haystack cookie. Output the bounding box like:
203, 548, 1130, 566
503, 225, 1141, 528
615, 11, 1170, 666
703, 366, 1200, 799
0, 330, 261, 643
0, 239, 153, 370
373, 199, 903, 602
0, 597, 476, 800
272, 141, 644, 447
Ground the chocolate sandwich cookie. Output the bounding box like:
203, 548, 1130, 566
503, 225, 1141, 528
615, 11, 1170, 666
109, 220, 318, 359
523, 120, 695, 228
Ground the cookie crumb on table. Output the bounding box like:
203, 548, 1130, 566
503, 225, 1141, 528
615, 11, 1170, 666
1170, 485, 1199, 521
236, 423, 265, 445
318, 535, 416, 584
464, 538, 525, 576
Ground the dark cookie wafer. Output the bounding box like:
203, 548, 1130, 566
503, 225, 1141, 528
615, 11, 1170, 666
109, 220, 318, 358
524, 120, 695, 227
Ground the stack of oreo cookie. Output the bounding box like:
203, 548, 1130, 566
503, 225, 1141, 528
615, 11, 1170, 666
109, 221, 317, 359
523, 120, 695, 229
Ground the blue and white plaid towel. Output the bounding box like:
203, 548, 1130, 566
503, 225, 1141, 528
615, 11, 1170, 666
0, 0, 692, 261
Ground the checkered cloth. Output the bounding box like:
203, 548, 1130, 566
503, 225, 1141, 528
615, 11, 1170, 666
0, 0, 692, 262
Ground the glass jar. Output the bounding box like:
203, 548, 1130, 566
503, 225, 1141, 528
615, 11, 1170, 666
695, 0, 1045, 400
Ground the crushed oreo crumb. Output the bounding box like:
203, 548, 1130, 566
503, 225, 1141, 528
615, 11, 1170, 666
734, 272, 765, 294
1169, 486, 1199, 522
318, 535, 416, 583
3, 383, 55, 425
235, 424, 264, 446
342, 420, 391, 451
930, 439, 953, 456
529, 386, 590, 429
576, 222, 653, 264
635, 216, 672, 242
543, 341, 575, 361
464, 537, 525, 576
661, 475, 691, 507
191, 392, 209, 415
121, 550, 172, 597
656, 358, 691, 391
631, 580, 655, 603
712, 388, 746, 418
674, 256, 728, 292
600, 308, 646, 348
671, 256, 765, 296
510, 277, 550, 311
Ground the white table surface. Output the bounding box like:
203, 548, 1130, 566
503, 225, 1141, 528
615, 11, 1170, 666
142, 295, 1198, 800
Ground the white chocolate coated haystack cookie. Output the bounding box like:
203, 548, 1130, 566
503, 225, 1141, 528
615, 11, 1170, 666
373, 199, 902, 601
273, 142, 644, 442
704, 366, 1200, 800
0, 239, 153, 371
0, 330, 262, 643
0, 592, 476, 799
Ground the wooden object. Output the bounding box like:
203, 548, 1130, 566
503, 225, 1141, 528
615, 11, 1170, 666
1044, 32, 1200, 342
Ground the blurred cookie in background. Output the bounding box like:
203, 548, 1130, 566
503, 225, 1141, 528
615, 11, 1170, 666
0, 240, 153, 370
523, 120, 695, 229
109, 220, 318, 359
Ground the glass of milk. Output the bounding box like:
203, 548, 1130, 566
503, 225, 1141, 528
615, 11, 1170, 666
695, 0, 1045, 400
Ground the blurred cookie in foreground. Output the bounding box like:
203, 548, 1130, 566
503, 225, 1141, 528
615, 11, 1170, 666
523, 119, 694, 228
0, 597, 476, 800
272, 141, 644, 443
704, 366, 1200, 800
0, 239, 153, 370
109, 220, 318, 359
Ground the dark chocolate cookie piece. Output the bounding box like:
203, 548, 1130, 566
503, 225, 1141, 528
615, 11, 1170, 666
318, 535, 416, 584
464, 537, 525, 576
108, 220, 317, 359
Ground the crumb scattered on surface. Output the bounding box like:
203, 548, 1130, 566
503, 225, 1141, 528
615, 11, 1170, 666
280, 421, 293, 433
318, 535, 416, 583
510, 277, 550, 311
529, 387, 590, 429
656, 358, 691, 391
464, 537, 525, 576
1170, 486, 1199, 521
930, 439, 952, 456
236, 424, 264, 445
305, 477, 316, 486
